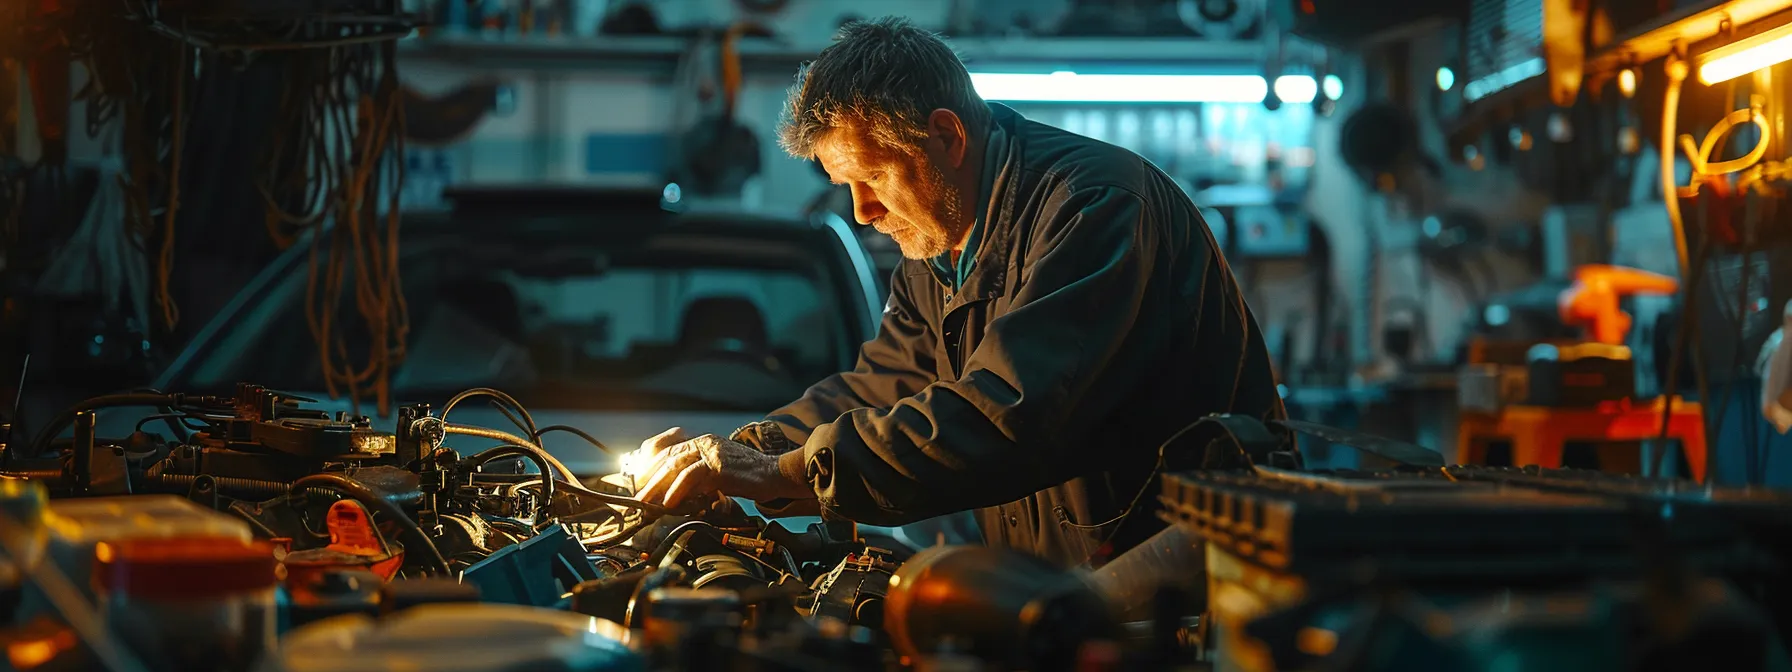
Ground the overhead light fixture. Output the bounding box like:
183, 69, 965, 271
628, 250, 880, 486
1698, 21, 1792, 85
970, 71, 1323, 104
1463, 57, 1545, 102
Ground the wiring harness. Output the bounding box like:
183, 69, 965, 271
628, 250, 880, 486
17, 0, 417, 416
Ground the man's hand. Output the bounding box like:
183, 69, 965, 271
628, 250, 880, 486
624, 427, 689, 492
635, 434, 812, 507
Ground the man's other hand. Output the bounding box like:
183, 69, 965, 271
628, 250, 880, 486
635, 434, 811, 507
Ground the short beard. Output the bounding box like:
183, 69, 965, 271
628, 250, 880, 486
886, 162, 966, 260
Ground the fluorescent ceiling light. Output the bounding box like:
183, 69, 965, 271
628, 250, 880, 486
1699, 21, 1792, 85
1463, 57, 1545, 103
970, 71, 1321, 104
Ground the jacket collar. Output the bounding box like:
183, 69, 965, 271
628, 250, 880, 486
939, 103, 1027, 306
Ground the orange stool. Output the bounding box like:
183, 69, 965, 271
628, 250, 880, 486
1457, 397, 1707, 482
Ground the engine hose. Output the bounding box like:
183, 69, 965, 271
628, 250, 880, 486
27, 393, 178, 457
444, 424, 565, 471
647, 520, 722, 568
291, 473, 452, 575
466, 444, 554, 523
440, 388, 540, 437
442, 423, 663, 514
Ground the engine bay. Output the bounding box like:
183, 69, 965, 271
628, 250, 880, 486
0, 384, 1154, 672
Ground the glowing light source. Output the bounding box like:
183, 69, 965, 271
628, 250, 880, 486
618, 447, 653, 478
1617, 68, 1637, 97
1698, 22, 1792, 85
1463, 57, 1545, 102
1436, 66, 1456, 91
1323, 74, 1344, 100
1273, 76, 1316, 104
970, 71, 1322, 104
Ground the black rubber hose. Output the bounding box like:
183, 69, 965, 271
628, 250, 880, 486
29, 394, 176, 457
646, 520, 723, 567
291, 474, 452, 575
446, 426, 665, 515
465, 444, 555, 522
534, 425, 618, 455
440, 388, 539, 437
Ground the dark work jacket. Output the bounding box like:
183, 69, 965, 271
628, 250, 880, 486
735, 103, 1285, 568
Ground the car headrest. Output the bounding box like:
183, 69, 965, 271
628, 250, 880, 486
678, 295, 769, 354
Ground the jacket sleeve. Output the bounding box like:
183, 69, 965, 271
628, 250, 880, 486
777, 186, 1172, 526
732, 271, 941, 456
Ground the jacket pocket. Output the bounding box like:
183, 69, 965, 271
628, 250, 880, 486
1055, 506, 1127, 568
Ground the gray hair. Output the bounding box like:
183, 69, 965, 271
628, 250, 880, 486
778, 16, 990, 159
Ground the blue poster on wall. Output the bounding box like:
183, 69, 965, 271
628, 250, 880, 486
585, 134, 668, 176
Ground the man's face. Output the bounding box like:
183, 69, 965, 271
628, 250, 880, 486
813, 124, 967, 260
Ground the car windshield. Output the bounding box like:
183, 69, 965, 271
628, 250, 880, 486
185, 223, 857, 413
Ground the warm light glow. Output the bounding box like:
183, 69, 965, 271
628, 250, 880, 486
7, 630, 76, 669
1699, 22, 1792, 85
970, 71, 1322, 104
1618, 68, 1637, 97
617, 447, 653, 477
1296, 627, 1339, 656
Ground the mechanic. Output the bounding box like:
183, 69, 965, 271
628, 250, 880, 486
636, 16, 1284, 568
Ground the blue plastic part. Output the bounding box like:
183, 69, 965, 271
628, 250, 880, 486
462, 524, 599, 608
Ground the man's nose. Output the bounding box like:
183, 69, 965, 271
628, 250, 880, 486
850, 184, 887, 226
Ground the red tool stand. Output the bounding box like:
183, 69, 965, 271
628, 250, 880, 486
1457, 397, 1708, 483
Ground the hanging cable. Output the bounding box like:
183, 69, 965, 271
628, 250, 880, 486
263, 40, 411, 418
1656, 53, 1777, 481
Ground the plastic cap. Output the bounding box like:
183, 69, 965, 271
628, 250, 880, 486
95, 536, 279, 600
0, 479, 46, 525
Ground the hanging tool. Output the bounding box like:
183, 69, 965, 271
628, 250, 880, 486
672, 23, 763, 200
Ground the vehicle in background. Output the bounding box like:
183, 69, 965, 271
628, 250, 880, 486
90, 186, 976, 546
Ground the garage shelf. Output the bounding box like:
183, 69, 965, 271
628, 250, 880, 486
400, 33, 1325, 74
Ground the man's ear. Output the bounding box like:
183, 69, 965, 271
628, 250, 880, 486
927, 108, 969, 169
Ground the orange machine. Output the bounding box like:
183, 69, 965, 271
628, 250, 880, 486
1558, 264, 1680, 345
1459, 264, 1706, 481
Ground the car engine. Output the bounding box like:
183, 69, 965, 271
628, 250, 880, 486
0, 384, 1148, 672
14, 385, 1791, 671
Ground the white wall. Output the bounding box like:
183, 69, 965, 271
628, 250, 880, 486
397, 57, 829, 214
